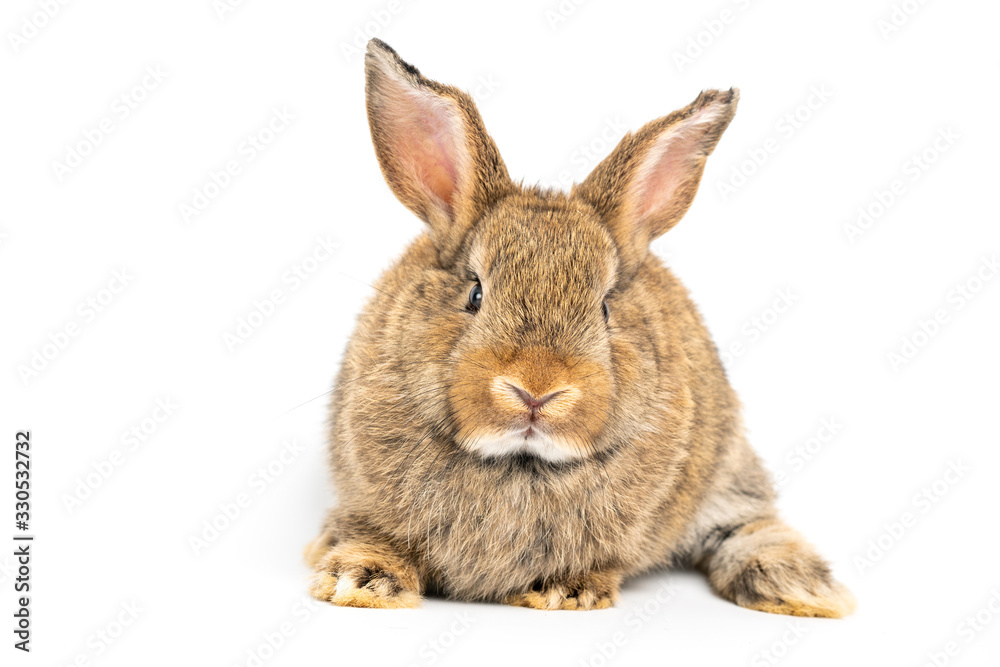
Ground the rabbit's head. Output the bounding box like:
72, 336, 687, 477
364, 39, 737, 463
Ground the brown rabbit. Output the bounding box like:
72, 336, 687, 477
306, 38, 855, 617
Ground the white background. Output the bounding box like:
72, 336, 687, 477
2, 0, 999, 665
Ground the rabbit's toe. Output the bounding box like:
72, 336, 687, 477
310, 545, 421, 609
505, 572, 620, 610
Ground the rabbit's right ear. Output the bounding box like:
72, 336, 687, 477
365, 39, 512, 265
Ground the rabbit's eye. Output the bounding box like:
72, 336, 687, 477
468, 282, 483, 312
602, 300, 610, 322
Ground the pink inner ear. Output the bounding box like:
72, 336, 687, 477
389, 89, 464, 212
634, 108, 712, 220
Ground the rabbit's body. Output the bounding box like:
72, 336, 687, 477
308, 40, 854, 617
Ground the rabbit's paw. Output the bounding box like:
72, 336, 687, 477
706, 518, 856, 618
309, 543, 421, 609
505, 571, 620, 610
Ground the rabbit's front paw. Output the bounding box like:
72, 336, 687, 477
309, 543, 421, 609
505, 571, 620, 610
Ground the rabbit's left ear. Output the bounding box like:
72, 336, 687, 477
365, 39, 512, 266
574, 89, 738, 275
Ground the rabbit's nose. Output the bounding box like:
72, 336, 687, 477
508, 383, 562, 410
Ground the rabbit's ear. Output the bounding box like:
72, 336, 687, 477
574, 89, 738, 274
365, 39, 512, 265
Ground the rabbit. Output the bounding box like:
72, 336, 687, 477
305, 37, 855, 617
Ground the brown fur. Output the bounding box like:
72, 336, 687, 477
308, 39, 854, 618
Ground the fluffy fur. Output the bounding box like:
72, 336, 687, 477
307, 39, 855, 618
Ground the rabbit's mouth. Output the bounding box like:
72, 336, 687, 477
518, 423, 548, 443
448, 343, 613, 463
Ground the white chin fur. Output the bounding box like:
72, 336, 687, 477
465, 431, 582, 463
